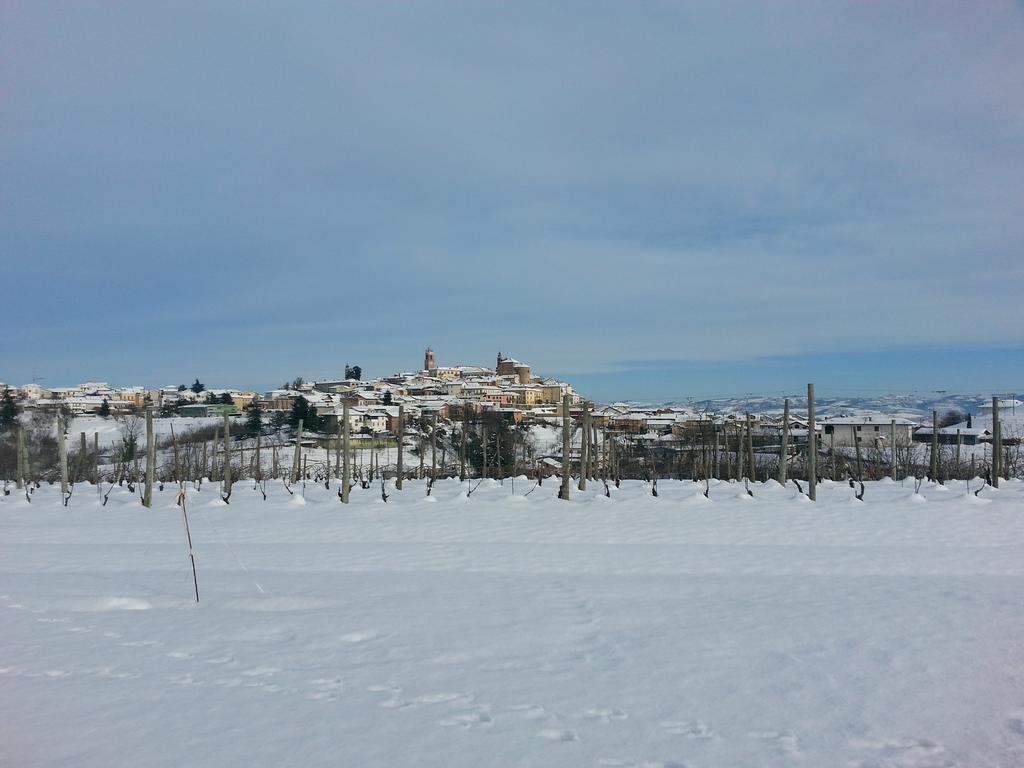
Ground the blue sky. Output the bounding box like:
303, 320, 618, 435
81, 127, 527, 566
3, 1, 1023, 400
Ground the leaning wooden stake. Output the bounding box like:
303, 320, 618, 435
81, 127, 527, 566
341, 404, 351, 503
396, 404, 405, 490
559, 394, 571, 500
807, 383, 817, 501
93, 432, 100, 490
778, 399, 790, 484
175, 472, 200, 603
143, 409, 155, 507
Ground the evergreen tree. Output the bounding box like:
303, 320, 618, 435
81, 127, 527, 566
382, 391, 393, 406
191, 378, 205, 394
177, 384, 187, 392
269, 410, 288, 433
345, 365, 362, 381
289, 395, 321, 432
465, 411, 516, 475
0, 389, 18, 432
219, 392, 234, 405
98, 398, 112, 418
244, 400, 263, 438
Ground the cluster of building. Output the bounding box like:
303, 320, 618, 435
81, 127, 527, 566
0, 350, 583, 434
4, 361, 1017, 449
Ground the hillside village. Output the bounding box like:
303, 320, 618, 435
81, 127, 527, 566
1, 349, 1020, 458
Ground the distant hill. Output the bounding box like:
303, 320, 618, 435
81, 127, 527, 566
650, 393, 1019, 424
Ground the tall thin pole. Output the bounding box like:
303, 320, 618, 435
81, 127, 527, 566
929, 410, 939, 481
341, 403, 351, 502
430, 413, 437, 483
778, 399, 790, 484
578, 402, 589, 491
890, 419, 897, 479
712, 422, 720, 480
58, 412, 69, 498
807, 383, 816, 501
992, 396, 1001, 488
16, 425, 25, 489
396, 404, 404, 490
559, 394, 571, 500
745, 413, 755, 481
223, 413, 232, 496
142, 410, 154, 507
460, 409, 467, 481
291, 418, 303, 483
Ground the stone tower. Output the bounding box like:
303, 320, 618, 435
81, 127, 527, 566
424, 347, 436, 371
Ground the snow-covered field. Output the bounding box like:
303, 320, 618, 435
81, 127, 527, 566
3, 477, 1023, 768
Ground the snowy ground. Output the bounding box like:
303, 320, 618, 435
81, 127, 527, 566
3, 477, 1024, 768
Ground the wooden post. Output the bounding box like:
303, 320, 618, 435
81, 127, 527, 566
460, 409, 467, 481
57, 412, 69, 498
929, 410, 939, 481
778, 399, 790, 484
396, 404, 404, 490
77, 432, 86, 483
890, 419, 897, 479
807, 383, 816, 501
16, 425, 25, 489
481, 422, 488, 480
496, 424, 503, 483
745, 414, 755, 481
334, 421, 341, 478
223, 413, 232, 496
712, 423, 720, 480
578, 402, 589, 491
291, 419, 303, 483
255, 432, 262, 483
955, 429, 961, 479
341, 403, 351, 502
430, 413, 437, 484
143, 409, 154, 507
559, 394, 571, 500
992, 396, 1001, 488
93, 432, 100, 488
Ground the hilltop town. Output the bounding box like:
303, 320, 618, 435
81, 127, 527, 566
2, 349, 1020, 492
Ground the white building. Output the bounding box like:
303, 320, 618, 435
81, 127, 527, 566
819, 415, 915, 449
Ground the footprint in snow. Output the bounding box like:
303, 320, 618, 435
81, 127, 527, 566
306, 677, 344, 701
581, 707, 628, 723
438, 712, 493, 729
508, 704, 549, 721
540, 728, 578, 743
661, 719, 715, 739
